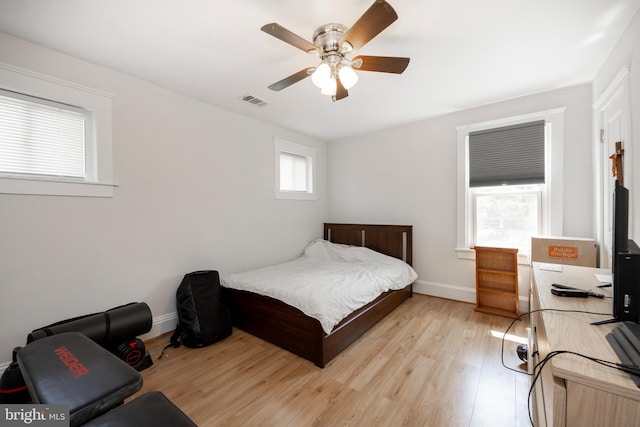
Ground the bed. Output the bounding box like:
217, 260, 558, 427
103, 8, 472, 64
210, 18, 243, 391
221, 223, 415, 368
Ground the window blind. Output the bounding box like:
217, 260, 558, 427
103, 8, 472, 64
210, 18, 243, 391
279, 151, 308, 192
468, 120, 545, 187
0, 90, 86, 179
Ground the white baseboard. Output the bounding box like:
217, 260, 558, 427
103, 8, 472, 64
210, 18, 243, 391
1, 292, 531, 374
412, 279, 529, 313
139, 312, 177, 342
0, 312, 179, 374
412, 279, 476, 303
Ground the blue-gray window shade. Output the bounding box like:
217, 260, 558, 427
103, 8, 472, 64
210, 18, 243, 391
468, 120, 545, 187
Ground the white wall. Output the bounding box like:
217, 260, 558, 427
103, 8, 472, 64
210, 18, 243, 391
328, 84, 593, 304
0, 32, 327, 367
3, 8, 638, 369
593, 8, 640, 241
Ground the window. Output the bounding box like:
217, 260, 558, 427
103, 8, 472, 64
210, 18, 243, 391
472, 184, 542, 253
0, 89, 87, 179
279, 152, 309, 192
274, 137, 316, 200
456, 109, 565, 259
0, 62, 114, 197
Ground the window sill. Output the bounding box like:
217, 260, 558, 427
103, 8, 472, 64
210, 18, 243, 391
0, 176, 117, 198
274, 191, 317, 201
456, 247, 531, 265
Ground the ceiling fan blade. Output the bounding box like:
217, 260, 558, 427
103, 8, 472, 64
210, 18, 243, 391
352, 55, 410, 74
333, 78, 349, 101
342, 0, 398, 51
268, 67, 315, 91
261, 23, 318, 53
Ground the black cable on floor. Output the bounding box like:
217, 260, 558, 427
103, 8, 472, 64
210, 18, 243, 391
497, 308, 613, 426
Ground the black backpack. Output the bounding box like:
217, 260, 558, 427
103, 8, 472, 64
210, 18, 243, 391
161, 270, 232, 357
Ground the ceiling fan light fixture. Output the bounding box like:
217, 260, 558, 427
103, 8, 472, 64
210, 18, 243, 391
262, 1, 409, 101
311, 63, 331, 88
338, 65, 358, 89
320, 77, 337, 96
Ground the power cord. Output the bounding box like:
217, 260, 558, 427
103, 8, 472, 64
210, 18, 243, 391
497, 308, 619, 426
526, 350, 640, 426
500, 308, 611, 374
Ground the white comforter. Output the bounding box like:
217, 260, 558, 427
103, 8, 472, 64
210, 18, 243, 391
221, 239, 418, 334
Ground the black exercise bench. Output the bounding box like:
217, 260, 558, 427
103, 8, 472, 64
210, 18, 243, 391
17, 332, 195, 426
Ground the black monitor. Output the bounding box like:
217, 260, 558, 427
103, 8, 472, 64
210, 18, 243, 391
612, 179, 629, 269
596, 180, 640, 324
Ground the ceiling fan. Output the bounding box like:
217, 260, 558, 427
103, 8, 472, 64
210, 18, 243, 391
261, 0, 410, 101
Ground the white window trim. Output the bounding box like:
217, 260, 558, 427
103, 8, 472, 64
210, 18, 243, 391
0, 62, 115, 197
274, 137, 317, 200
456, 108, 565, 262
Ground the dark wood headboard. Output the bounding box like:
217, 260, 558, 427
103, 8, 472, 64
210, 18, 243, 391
323, 223, 413, 265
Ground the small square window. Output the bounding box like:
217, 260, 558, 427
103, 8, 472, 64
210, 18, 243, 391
274, 138, 316, 200
279, 152, 309, 192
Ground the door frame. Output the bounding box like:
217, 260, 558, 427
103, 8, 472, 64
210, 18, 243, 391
593, 66, 632, 268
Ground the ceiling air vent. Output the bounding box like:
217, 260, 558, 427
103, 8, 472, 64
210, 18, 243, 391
240, 94, 268, 107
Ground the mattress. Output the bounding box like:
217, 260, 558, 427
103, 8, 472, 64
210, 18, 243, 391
221, 239, 418, 334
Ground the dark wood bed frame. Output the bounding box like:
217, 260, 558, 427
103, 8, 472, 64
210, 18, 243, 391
222, 223, 414, 368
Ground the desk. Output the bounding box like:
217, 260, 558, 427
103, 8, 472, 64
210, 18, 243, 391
530, 262, 640, 426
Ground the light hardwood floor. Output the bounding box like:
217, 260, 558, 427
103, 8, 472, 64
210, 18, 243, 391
137, 294, 531, 427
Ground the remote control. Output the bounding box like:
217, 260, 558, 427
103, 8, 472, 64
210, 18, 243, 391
551, 288, 589, 298
552, 283, 605, 298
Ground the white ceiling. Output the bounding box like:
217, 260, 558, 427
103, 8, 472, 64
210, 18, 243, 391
0, 0, 639, 140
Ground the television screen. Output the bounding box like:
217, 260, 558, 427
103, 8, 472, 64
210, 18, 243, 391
611, 180, 640, 322
613, 179, 629, 270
